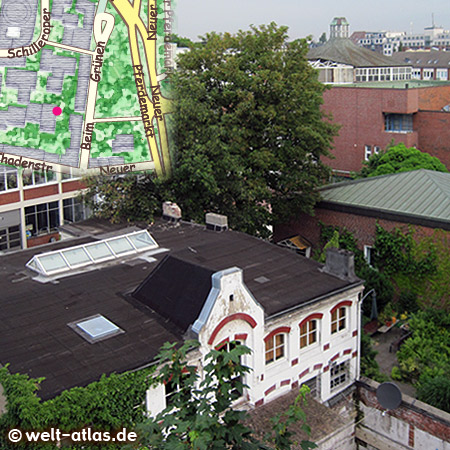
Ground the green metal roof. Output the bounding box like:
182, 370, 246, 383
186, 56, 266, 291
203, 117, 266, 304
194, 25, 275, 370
320, 170, 450, 224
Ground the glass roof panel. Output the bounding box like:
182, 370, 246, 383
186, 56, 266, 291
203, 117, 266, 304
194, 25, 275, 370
62, 247, 91, 267
107, 237, 134, 255
26, 230, 158, 277
76, 315, 120, 339
85, 242, 114, 261
128, 231, 157, 249
38, 252, 69, 274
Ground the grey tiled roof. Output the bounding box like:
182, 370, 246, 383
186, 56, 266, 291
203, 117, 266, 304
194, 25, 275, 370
308, 38, 411, 68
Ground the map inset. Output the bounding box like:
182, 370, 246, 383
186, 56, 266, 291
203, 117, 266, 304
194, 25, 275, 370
0, 0, 174, 176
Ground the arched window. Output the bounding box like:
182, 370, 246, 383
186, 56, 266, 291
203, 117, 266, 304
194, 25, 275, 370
299, 313, 323, 349
264, 327, 290, 365
330, 301, 352, 334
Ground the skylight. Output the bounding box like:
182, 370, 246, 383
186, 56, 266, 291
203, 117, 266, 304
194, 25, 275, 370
26, 230, 158, 277
69, 314, 124, 343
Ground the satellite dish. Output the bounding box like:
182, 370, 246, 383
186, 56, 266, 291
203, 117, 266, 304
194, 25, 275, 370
376, 382, 402, 410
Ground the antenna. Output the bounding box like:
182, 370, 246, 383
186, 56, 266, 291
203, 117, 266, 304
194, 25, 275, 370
376, 382, 402, 411
432, 12, 435, 27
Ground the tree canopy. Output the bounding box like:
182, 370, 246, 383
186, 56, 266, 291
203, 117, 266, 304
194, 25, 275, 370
84, 23, 337, 236
168, 23, 337, 236
357, 143, 448, 178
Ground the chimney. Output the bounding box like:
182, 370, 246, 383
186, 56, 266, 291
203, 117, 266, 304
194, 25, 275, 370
322, 248, 358, 282
205, 213, 228, 231
162, 201, 181, 222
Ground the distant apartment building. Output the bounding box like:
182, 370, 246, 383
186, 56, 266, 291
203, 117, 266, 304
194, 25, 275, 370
350, 23, 450, 56
0, 167, 89, 251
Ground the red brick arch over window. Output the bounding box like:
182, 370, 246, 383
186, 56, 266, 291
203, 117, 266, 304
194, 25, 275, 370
208, 313, 257, 345
298, 313, 323, 329
264, 326, 291, 343
330, 300, 352, 315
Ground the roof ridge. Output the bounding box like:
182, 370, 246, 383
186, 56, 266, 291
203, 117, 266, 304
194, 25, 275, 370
320, 169, 423, 191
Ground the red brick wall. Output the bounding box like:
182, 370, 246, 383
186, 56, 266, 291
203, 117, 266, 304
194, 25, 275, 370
24, 185, 58, 200
418, 85, 450, 110
359, 381, 450, 444
416, 110, 450, 168
322, 87, 419, 172
62, 180, 85, 193
0, 191, 20, 205
27, 232, 60, 248
274, 207, 438, 251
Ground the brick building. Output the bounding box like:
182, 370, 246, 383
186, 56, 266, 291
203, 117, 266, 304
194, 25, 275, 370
274, 170, 450, 260
0, 166, 89, 251
321, 81, 450, 174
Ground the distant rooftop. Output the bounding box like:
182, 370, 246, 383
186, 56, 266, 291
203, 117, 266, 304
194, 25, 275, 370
319, 169, 450, 229
308, 38, 410, 68
392, 50, 450, 68
331, 79, 450, 89
330, 17, 349, 26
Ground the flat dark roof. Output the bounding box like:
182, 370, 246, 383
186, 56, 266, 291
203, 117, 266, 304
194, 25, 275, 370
0, 219, 361, 399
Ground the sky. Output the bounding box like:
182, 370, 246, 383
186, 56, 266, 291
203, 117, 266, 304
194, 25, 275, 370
176, 0, 450, 42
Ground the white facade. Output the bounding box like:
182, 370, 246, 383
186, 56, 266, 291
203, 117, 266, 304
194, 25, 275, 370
147, 266, 363, 416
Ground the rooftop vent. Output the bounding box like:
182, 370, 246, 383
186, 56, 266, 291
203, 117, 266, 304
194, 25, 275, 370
322, 248, 358, 282
205, 213, 228, 232
162, 201, 181, 222
26, 229, 158, 277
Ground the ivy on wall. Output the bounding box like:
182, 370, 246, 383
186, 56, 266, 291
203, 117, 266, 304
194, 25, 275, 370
0, 365, 154, 450
318, 222, 449, 313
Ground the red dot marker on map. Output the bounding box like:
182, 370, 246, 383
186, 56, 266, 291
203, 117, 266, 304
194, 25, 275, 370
53, 106, 62, 116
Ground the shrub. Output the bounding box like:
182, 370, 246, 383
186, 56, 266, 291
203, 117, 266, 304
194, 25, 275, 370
417, 376, 450, 413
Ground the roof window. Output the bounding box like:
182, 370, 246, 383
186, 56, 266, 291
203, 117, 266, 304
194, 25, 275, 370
26, 230, 158, 277
69, 314, 124, 343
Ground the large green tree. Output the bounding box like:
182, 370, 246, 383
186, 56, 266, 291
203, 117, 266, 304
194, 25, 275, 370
357, 143, 448, 178
168, 23, 337, 236
84, 23, 337, 236
135, 341, 316, 450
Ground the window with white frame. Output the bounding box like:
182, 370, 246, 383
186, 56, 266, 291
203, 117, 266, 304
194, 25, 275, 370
0, 166, 18, 191
164, 370, 192, 408
23, 170, 57, 187
423, 69, 434, 80
364, 245, 374, 266
265, 333, 285, 364
300, 320, 318, 349
331, 307, 347, 334
364, 145, 372, 161
330, 360, 350, 392
374, 146, 381, 155
412, 69, 421, 79
437, 69, 448, 80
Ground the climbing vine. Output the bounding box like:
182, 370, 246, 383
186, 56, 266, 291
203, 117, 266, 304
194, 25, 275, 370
0, 365, 154, 450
